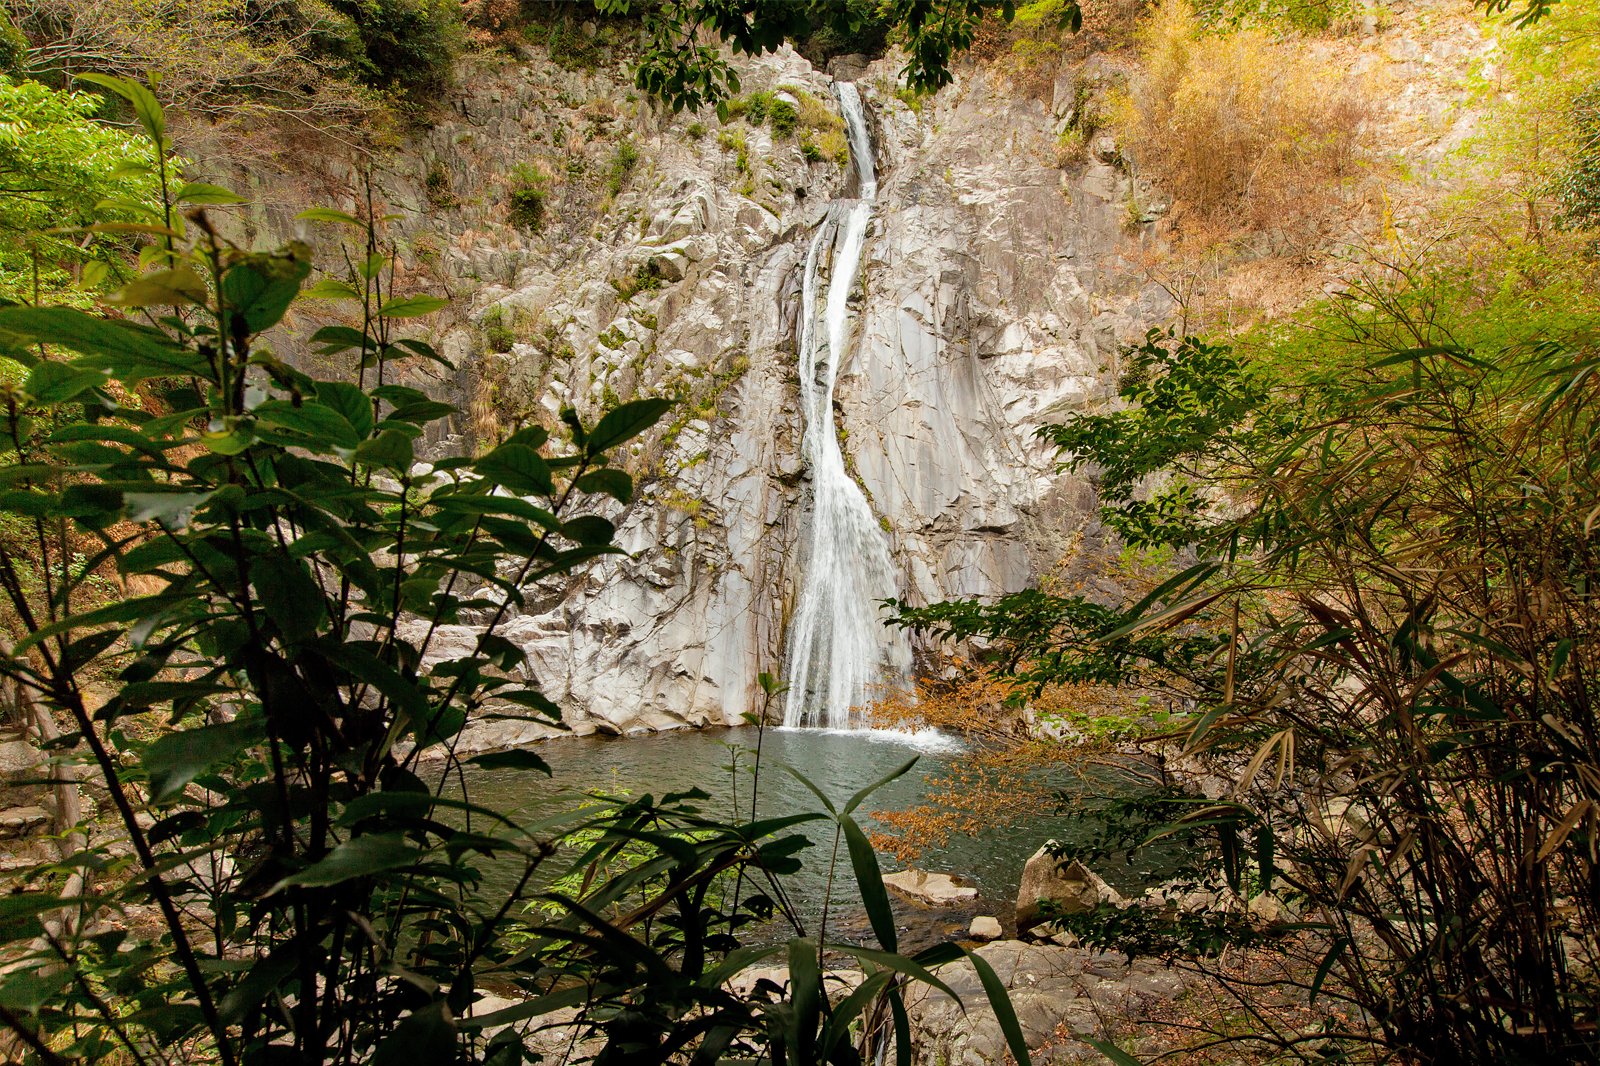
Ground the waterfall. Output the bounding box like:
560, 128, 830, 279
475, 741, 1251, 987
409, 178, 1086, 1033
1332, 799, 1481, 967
782, 82, 911, 730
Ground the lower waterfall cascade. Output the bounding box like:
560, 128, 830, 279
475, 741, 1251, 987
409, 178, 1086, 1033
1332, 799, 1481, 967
781, 81, 913, 730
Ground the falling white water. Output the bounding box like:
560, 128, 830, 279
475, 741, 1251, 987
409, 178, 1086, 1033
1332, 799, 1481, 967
783, 82, 912, 730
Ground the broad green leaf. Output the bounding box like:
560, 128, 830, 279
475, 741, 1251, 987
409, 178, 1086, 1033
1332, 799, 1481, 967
58, 483, 122, 526
270, 832, 419, 891
296, 207, 365, 227
15, 593, 180, 653
575, 467, 633, 503
968, 948, 1033, 1066
144, 720, 263, 804
77, 73, 164, 145
354, 430, 414, 471
495, 688, 562, 719
467, 750, 551, 775
384, 398, 456, 425
254, 400, 363, 450
300, 278, 362, 301
503, 425, 549, 449
786, 938, 821, 1063
835, 945, 961, 1002
311, 325, 371, 352
377, 294, 449, 318
561, 515, 615, 547
222, 246, 312, 333
821, 970, 896, 1058
317, 643, 430, 722
586, 397, 672, 455
378, 1003, 461, 1062
842, 815, 896, 952
316, 381, 376, 439
477, 444, 553, 496
432, 492, 559, 529
218, 949, 298, 1025
0, 967, 73, 1013
23, 361, 109, 404
201, 419, 255, 455
250, 556, 326, 643
176, 182, 245, 205
106, 266, 209, 309
460, 984, 590, 1031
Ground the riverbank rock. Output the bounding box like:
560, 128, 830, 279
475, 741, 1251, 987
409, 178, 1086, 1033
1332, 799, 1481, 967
0, 804, 48, 837
883, 868, 979, 906
1015, 847, 1124, 935
903, 940, 1191, 1065
968, 916, 1002, 941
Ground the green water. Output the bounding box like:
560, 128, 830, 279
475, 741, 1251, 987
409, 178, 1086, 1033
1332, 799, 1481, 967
456, 725, 1167, 926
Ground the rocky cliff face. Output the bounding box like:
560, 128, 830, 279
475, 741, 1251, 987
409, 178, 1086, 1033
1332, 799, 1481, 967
224, 38, 1165, 742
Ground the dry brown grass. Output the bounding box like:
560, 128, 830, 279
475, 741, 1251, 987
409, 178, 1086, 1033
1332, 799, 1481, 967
1119, 0, 1371, 249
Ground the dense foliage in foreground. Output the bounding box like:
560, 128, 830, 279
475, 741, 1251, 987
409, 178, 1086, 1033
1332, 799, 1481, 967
899, 262, 1600, 1062
0, 81, 1031, 1066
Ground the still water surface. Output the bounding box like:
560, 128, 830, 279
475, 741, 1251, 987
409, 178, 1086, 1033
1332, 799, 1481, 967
457, 726, 1167, 926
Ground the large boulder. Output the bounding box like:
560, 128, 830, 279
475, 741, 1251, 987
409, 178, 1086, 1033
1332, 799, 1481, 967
1014, 845, 1124, 935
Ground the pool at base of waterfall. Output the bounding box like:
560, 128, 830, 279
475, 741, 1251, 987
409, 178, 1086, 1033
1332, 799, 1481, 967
455, 726, 1175, 937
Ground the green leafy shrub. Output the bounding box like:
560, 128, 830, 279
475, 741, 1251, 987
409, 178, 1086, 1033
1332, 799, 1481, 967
718, 128, 751, 175
0, 11, 26, 72
507, 161, 549, 229
1555, 83, 1600, 230
769, 96, 800, 136
898, 261, 1600, 1062
424, 158, 454, 206
611, 260, 664, 301
744, 89, 772, 124
0, 74, 160, 304
325, 0, 464, 93
605, 138, 640, 196
482, 304, 515, 351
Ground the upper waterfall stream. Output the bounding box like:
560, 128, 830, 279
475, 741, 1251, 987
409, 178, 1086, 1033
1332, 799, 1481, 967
782, 83, 912, 729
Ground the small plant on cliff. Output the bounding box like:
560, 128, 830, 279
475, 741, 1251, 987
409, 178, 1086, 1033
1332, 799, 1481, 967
769, 96, 800, 136
481, 303, 515, 351
604, 137, 640, 196
507, 161, 549, 229
424, 158, 455, 207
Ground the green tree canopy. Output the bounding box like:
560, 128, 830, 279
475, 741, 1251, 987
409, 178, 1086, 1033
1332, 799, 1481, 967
0, 75, 156, 303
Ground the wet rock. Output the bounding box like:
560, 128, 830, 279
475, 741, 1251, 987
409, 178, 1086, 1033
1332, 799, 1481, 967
883, 868, 979, 906
968, 915, 1002, 941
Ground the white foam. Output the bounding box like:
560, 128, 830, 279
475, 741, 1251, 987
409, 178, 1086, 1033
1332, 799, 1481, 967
773, 726, 966, 755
